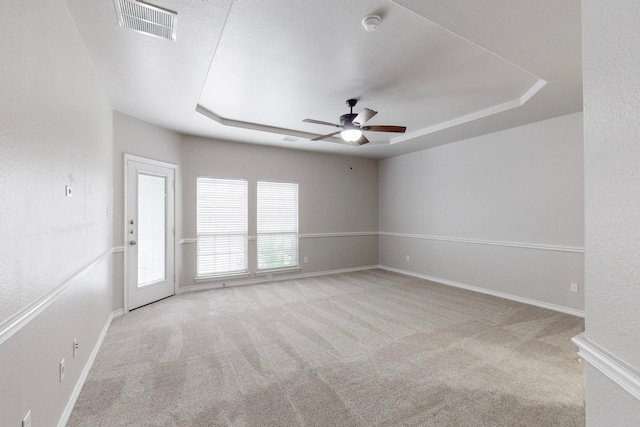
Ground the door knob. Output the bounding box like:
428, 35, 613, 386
129, 240, 137, 246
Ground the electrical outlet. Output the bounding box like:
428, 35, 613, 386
406, 255, 410, 262
73, 338, 78, 358
22, 410, 31, 427
59, 358, 65, 382
570, 282, 579, 293
303, 256, 308, 264
65, 185, 72, 197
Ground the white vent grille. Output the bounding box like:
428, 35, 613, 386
114, 0, 177, 41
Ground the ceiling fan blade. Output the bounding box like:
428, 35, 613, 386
353, 108, 378, 125
362, 125, 406, 133
303, 118, 341, 128
356, 134, 369, 145
311, 131, 341, 141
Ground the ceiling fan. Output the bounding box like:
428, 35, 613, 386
303, 99, 406, 145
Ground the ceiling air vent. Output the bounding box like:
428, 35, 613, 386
114, 0, 177, 41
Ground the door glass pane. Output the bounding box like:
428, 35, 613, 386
138, 173, 166, 286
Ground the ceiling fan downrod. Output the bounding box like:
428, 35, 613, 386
346, 98, 357, 114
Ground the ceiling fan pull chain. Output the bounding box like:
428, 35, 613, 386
350, 144, 354, 170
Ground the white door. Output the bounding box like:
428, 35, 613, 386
125, 155, 176, 311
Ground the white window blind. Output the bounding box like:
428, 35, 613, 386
196, 177, 247, 277
257, 181, 298, 270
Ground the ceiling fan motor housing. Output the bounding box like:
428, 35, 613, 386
340, 113, 358, 128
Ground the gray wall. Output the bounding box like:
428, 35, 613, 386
583, 1, 640, 424
379, 113, 584, 313
110, 114, 378, 302
0, 0, 114, 425
112, 111, 183, 310
180, 136, 379, 289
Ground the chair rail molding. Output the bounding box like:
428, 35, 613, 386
379, 231, 584, 253
572, 334, 640, 401
183, 232, 379, 243
299, 231, 378, 239
0, 247, 119, 346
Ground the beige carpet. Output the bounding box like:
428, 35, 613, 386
68, 269, 585, 427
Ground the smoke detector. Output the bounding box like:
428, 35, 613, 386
362, 15, 382, 32
114, 0, 177, 41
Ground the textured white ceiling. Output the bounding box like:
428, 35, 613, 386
65, 0, 582, 159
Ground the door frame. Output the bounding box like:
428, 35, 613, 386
123, 154, 179, 314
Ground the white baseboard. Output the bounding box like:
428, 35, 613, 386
380, 265, 585, 318
178, 265, 379, 294
573, 333, 640, 401
58, 310, 117, 427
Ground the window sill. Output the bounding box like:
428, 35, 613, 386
195, 272, 250, 283
255, 266, 301, 276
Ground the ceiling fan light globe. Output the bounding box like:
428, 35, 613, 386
341, 129, 362, 142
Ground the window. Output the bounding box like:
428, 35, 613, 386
257, 181, 298, 270
196, 177, 247, 277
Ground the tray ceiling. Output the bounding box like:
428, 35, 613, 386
65, 0, 582, 159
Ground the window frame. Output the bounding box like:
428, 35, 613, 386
195, 175, 249, 279
256, 179, 299, 272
